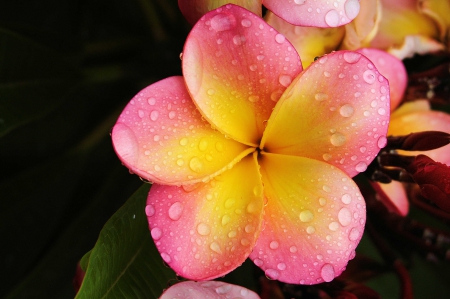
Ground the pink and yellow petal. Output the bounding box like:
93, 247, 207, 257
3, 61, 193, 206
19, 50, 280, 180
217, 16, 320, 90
178, 0, 262, 25
112, 76, 250, 185
356, 48, 407, 111
389, 109, 450, 165
264, 0, 361, 27
265, 11, 345, 68
159, 281, 260, 299
341, 0, 380, 50
387, 35, 445, 60
146, 153, 264, 280
251, 153, 365, 284
370, 0, 438, 50
419, 0, 450, 46
371, 181, 409, 216
262, 51, 390, 178
182, 4, 302, 146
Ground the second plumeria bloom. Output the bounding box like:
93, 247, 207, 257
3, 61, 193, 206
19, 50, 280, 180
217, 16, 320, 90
112, 5, 390, 284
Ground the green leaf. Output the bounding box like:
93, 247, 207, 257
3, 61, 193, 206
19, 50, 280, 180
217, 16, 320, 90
0, 28, 79, 137
75, 184, 176, 299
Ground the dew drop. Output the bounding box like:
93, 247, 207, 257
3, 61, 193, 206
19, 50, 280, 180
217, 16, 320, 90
349, 227, 361, 241
245, 224, 255, 233
355, 161, 367, 172
321, 264, 335, 282
315, 93, 329, 101
151, 227, 162, 240
233, 35, 246, 45
179, 138, 188, 146
176, 159, 184, 166
275, 33, 285, 43
377, 108, 386, 115
197, 222, 211, 235
323, 185, 331, 193
168, 202, 183, 220
306, 226, 316, 234
145, 204, 155, 217
150, 110, 159, 121
269, 241, 279, 249
215, 141, 224, 152
343, 52, 361, 64
221, 215, 231, 226
254, 258, 263, 266
210, 13, 236, 32
207, 89, 215, 95
363, 69, 376, 84
277, 263, 287, 270
147, 98, 156, 105
241, 19, 252, 27
189, 157, 203, 172
325, 9, 339, 27
248, 95, 260, 102
224, 198, 236, 209
330, 133, 347, 146
377, 136, 387, 148
265, 268, 280, 280
299, 210, 314, 222
215, 284, 232, 294
339, 104, 355, 117
279, 74, 292, 87
138, 109, 145, 118
319, 197, 327, 206
246, 201, 259, 214
290, 246, 298, 253
341, 194, 352, 204
345, 0, 360, 19
338, 208, 352, 226
329, 222, 340, 231
210, 241, 222, 253
161, 252, 171, 263
323, 153, 332, 161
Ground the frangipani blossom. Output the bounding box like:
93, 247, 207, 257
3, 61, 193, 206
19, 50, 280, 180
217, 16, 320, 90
159, 281, 260, 299
112, 4, 390, 284
179, 0, 361, 27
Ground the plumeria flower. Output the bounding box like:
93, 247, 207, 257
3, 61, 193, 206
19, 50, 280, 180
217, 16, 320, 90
112, 4, 390, 284
179, 0, 361, 27
159, 281, 260, 299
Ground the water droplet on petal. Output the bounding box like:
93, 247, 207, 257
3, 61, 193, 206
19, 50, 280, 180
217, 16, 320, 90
363, 69, 376, 84
270, 241, 279, 249
147, 98, 156, 105
248, 95, 259, 102
345, 0, 360, 19
277, 263, 287, 270
349, 227, 361, 241
138, 109, 145, 118
145, 204, 155, 217
338, 208, 352, 226
339, 104, 354, 117
210, 13, 236, 32
330, 133, 347, 146
300, 210, 314, 222
341, 194, 352, 204
321, 264, 335, 282
275, 33, 285, 43
278, 74, 292, 87
197, 222, 211, 235
168, 202, 183, 220
221, 215, 231, 226
151, 227, 162, 240
343, 52, 362, 64
329, 222, 340, 231
355, 162, 367, 172
315, 93, 329, 101
290, 246, 298, 253
176, 159, 184, 166
210, 241, 222, 253
150, 110, 159, 121
241, 19, 252, 27
198, 138, 208, 151
215, 284, 232, 294
265, 268, 280, 280
319, 197, 327, 206
179, 138, 188, 146
325, 9, 339, 27
306, 226, 316, 234
161, 252, 171, 263
377, 136, 387, 148
189, 157, 203, 172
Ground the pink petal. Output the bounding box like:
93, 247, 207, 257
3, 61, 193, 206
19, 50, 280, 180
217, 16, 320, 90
371, 181, 409, 216
178, 0, 262, 25
182, 4, 302, 146
252, 153, 366, 284
265, 11, 345, 68
160, 281, 260, 299
356, 48, 407, 111
261, 50, 390, 178
146, 153, 264, 280
111, 76, 250, 185
263, 0, 361, 27
389, 109, 450, 166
